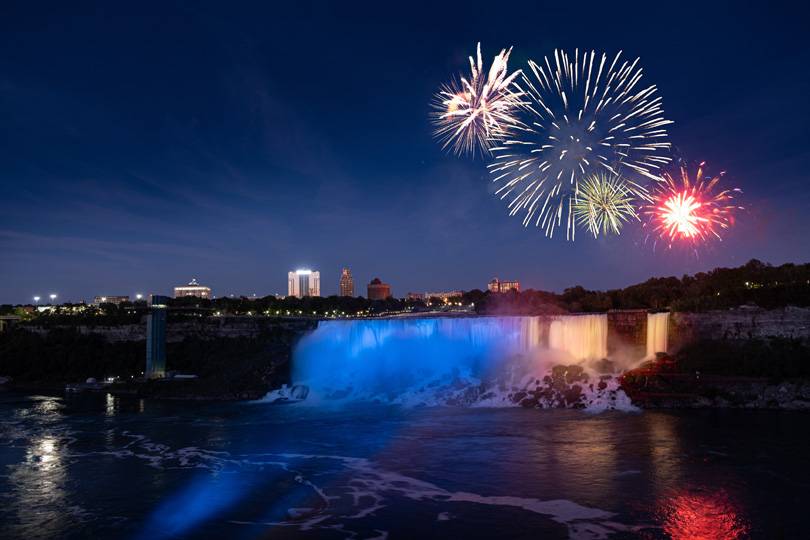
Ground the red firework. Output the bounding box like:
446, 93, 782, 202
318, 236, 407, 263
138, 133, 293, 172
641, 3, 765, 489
644, 162, 742, 249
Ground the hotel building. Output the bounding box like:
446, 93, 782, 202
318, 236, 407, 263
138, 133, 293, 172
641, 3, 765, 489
288, 269, 321, 298
487, 278, 520, 293
407, 291, 463, 302
339, 268, 355, 297
367, 277, 392, 300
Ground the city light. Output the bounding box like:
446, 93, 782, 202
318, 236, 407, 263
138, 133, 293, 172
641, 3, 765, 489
33, 296, 40, 304
49, 293, 57, 303
135, 294, 143, 300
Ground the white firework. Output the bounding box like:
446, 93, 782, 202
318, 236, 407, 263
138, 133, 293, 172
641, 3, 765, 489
489, 49, 673, 239
431, 43, 524, 157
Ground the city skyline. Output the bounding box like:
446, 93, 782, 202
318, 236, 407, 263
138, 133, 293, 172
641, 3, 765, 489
1, 5, 809, 305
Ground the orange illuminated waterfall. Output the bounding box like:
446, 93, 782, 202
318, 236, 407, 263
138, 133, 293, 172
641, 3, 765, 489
548, 314, 608, 360
646, 312, 670, 359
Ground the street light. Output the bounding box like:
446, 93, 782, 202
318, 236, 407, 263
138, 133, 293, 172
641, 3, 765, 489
49, 294, 57, 304
135, 294, 143, 301
33, 296, 40, 305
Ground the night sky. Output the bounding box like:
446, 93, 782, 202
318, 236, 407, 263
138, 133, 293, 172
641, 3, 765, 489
1, 2, 808, 303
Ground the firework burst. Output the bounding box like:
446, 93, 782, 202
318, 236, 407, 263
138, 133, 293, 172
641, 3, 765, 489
572, 173, 644, 238
431, 43, 523, 157
489, 49, 673, 239
643, 162, 742, 250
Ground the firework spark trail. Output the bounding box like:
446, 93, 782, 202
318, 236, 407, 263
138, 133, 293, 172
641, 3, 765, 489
431, 43, 524, 157
572, 173, 645, 238
643, 162, 743, 250
489, 49, 673, 239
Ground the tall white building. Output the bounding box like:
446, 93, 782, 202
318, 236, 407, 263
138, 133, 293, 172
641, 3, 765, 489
288, 269, 320, 298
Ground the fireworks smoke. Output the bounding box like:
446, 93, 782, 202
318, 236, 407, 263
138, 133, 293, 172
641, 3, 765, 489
643, 162, 742, 250
572, 173, 644, 238
490, 49, 673, 239
431, 43, 523, 157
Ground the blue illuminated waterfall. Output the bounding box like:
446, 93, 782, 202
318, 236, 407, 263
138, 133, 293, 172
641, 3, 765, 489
289, 315, 617, 406
291, 317, 542, 404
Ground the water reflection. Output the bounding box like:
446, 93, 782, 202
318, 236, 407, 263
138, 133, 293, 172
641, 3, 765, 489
8, 397, 70, 538
659, 488, 749, 539
105, 393, 116, 416
644, 413, 682, 489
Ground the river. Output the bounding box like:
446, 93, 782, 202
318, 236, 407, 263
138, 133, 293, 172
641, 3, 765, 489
1, 391, 806, 539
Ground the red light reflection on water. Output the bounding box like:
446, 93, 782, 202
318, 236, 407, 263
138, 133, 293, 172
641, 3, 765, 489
659, 489, 749, 540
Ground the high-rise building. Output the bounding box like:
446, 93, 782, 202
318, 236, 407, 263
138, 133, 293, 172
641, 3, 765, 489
288, 269, 321, 298
174, 278, 212, 299
367, 277, 392, 300
488, 278, 520, 293
339, 268, 354, 297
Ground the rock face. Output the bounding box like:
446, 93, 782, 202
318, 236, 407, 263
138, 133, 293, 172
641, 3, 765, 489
670, 307, 810, 348
607, 310, 647, 359
22, 317, 317, 343
3, 318, 318, 401
506, 364, 634, 411
620, 364, 810, 410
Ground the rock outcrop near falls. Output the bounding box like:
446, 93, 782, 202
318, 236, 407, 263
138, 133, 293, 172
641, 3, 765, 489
506, 365, 633, 411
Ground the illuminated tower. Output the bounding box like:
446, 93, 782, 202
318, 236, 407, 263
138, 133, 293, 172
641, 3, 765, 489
339, 268, 354, 297
146, 295, 169, 378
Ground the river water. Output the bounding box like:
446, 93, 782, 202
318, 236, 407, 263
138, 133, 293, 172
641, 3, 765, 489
0, 392, 807, 539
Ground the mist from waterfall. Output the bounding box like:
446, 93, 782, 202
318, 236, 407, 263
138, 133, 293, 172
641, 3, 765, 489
646, 312, 670, 359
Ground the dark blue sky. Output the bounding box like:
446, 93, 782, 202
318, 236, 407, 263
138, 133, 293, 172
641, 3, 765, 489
1, 2, 808, 303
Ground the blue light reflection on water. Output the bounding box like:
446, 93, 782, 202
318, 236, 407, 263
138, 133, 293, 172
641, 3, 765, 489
136, 473, 245, 539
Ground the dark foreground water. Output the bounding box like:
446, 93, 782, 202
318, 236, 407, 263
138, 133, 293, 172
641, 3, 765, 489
0, 392, 807, 539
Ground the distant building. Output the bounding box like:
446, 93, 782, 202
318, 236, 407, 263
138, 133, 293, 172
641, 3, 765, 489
367, 277, 392, 300
93, 295, 129, 305
288, 269, 321, 298
339, 268, 355, 297
425, 291, 464, 302
488, 278, 520, 293
407, 291, 463, 302
174, 278, 212, 299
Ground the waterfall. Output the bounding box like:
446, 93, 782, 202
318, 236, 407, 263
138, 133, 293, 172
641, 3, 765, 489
646, 312, 669, 359
290, 317, 543, 404
548, 314, 608, 361
278, 315, 634, 410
